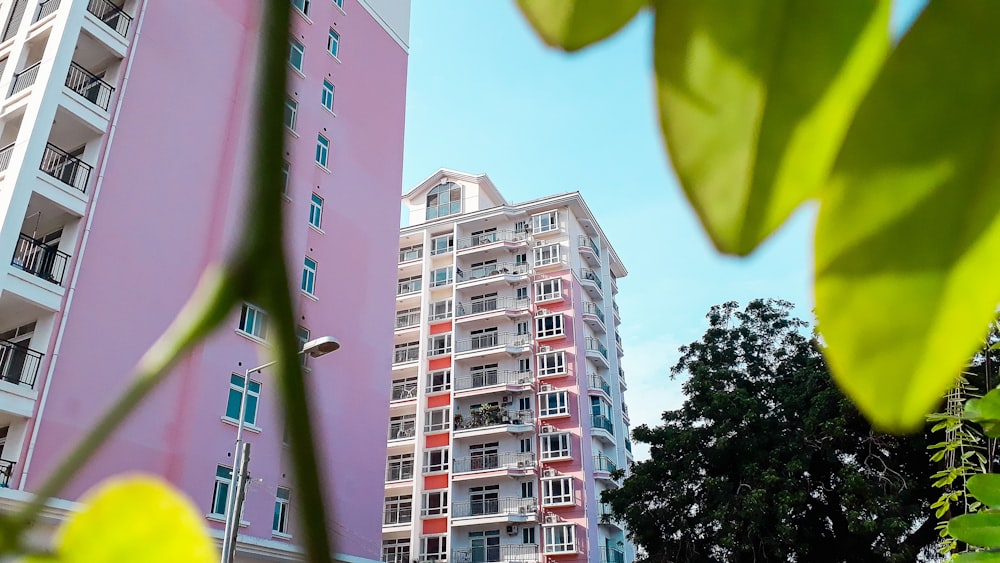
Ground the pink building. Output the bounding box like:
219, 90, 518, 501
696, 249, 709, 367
384, 170, 635, 563
0, 0, 410, 560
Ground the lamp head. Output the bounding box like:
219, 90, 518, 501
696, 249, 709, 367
302, 336, 341, 358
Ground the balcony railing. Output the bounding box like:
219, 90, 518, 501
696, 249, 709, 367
592, 413, 614, 435
387, 420, 416, 440
455, 369, 531, 391
87, 0, 132, 38
9, 62, 40, 97
453, 544, 539, 563
580, 268, 602, 289
386, 461, 414, 482
613, 301, 620, 317
0, 143, 14, 172
34, 0, 59, 21
398, 246, 423, 263
600, 546, 625, 563
392, 344, 419, 364
453, 452, 534, 474
390, 380, 418, 401
625, 436, 633, 453
452, 496, 537, 519
0, 338, 42, 388
2, 0, 26, 42
594, 454, 617, 473
456, 297, 529, 318
457, 230, 526, 250
395, 310, 420, 329
396, 278, 421, 296
40, 143, 92, 192
383, 503, 413, 525
585, 337, 608, 360
455, 332, 529, 354
65, 62, 114, 110
589, 374, 611, 396
582, 301, 605, 324
578, 235, 600, 257
12, 233, 69, 286
0, 459, 14, 487
454, 408, 532, 431
457, 262, 527, 283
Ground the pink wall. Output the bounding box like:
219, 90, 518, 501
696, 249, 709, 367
22, 0, 407, 559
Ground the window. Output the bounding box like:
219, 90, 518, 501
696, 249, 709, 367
515, 252, 528, 266
399, 245, 423, 263
469, 327, 498, 350
321, 79, 335, 111
333, 0, 343, 8
542, 476, 574, 506
518, 358, 531, 373
273, 487, 291, 535
428, 299, 452, 321
395, 307, 421, 330
315, 134, 330, 168
520, 438, 532, 453
388, 414, 416, 440
291, 0, 309, 15
532, 211, 559, 233
426, 369, 451, 393
430, 234, 454, 255
281, 161, 290, 196
519, 396, 532, 411
289, 39, 305, 71
327, 28, 340, 58
430, 266, 453, 287
425, 182, 462, 220
420, 536, 447, 561
469, 442, 499, 471
543, 524, 576, 553
296, 326, 311, 367
521, 481, 534, 499
522, 527, 536, 545
423, 447, 449, 473
516, 320, 530, 336
533, 243, 561, 267
386, 453, 414, 482
540, 432, 571, 460
536, 313, 564, 339
309, 193, 323, 228
284, 97, 298, 130
428, 334, 452, 357
238, 303, 268, 339
226, 373, 261, 425
470, 363, 499, 388
211, 465, 232, 516
516, 286, 528, 300
537, 350, 566, 377
471, 227, 497, 246
535, 278, 562, 302
382, 538, 410, 563
422, 490, 448, 516
425, 407, 450, 433
383, 495, 412, 525
301, 257, 317, 295
397, 275, 422, 296
539, 390, 569, 417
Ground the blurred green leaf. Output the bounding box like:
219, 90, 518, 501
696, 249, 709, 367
814, 0, 1000, 431
516, 0, 645, 51
950, 512, 1000, 548
954, 551, 1000, 562
966, 390, 1000, 438
653, 0, 889, 255
969, 475, 1000, 509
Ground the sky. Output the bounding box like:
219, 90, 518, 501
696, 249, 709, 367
401, 0, 928, 460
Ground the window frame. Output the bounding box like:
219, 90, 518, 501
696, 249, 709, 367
539, 389, 569, 418
211, 465, 232, 516
289, 39, 305, 71
428, 333, 452, 357
291, 0, 310, 16
238, 303, 269, 340
423, 447, 449, 473
531, 210, 559, 234
540, 431, 572, 460
382, 538, 410, 563
543, 523, 576, 553
425, 182, 462, 220
535, 312, 565, 339
226, 373, 262, 426
273, 486, 291, 535
534, 278, 562, 302
420, 535, 448, 561
284, 97, 298, 131
533, 243, 561, 267
422, 490, 449, 516
386, 453, 414, 482
536, 350, 566, 377
424, 407, 451, 433
541, 476, 574, 506
315, 134, 330, 168
321, 79, 335, 112
430, 234, 454, 255
428, 299, 452, 321
309, 193, 324, 229
426, 369, 451, 393
301, 256, 318, 295
430, 266, 453, 287
327, 28, 341, 58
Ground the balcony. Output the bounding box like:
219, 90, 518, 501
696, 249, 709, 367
585, 337, 610, 369
34, 0, 59, 21
619, 367, 627, 390
622, 402, 630, 424
599, 503, 624, 530
65, 62, 114, 111
588, 374, 611, 398
456, 296, 529, 321
0, 459, 13, 487
593, 454, 618, 475
12, 234, 69, 286
40, 144, 92, 193
453, 544, 540, 563
385, 461, 414, 483
625, 436, 633, 456
390, 380, 418, 402
451, 497, 538, 524
387, 420, 416, 441
456, 262, 528, 288
0, 143, 13, 172
396, 277, 422, 297
613, 301, 621, 325
383, 503, 413, 527
615, 331, 624, 357
0, 338, 43, 389
457, 230, 528, 253
392, 343, 419, 365
452, 452, 535, 477
592, 413, 615, 444
86, 0, 133, 38
9, 62, 40, 98
578, 235, 600, 266
454, 407, 533, 438
579, 268, 603, 299
610, 274, 619, 295
398, 245, 423, 264
455, 369, 532, 395
582, 301, 606, 333
600, 546, 625, 563
395, 309, 421, 331
455, 332, 530, 360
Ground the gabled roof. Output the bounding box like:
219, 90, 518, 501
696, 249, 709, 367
401, 168, 508, 206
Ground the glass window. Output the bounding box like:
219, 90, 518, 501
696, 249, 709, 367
428, 334, 451, 357
423, 448, 449, 473
420, 536, 447, 561
292, 0, 310, 15
238, 303, 268, 340
426, 369, 451, 393
424, 407, 450, 432
281, 161, 290, 196
430, 234, 454, 255
542, 476, 574, 506
540, 432, 571, 460
333, 0, 343, 7
301, 257, 317, 295
289, 39, 305, 71
428, 299, 452, 321
226, 373, 261, 425
397, 276, 422, 296
384, 495, 412, 525
327, 28, 340, 58
284, 98, 297, 130
543, 524, 576, 553
532, 211, 559, 233
386, 453, 414, 482
425, 182, 462, 220
211, 465, 232, 516
430, 266, 453, 287
537, 351, 566, 377
422, 490, 448, 516
321, 79, 335, 111
535, 313, 564, 339
533, 243, 561, 267
539, 390, 569, 417
382, 539, 410, 563
309, 193, 323, 228
315, 134, 330, 168
272, 487, 291, 534
534, 278, 562, 302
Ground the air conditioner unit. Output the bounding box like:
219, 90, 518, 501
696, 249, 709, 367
545, 513, 559, 524
543, 468, 557, 478
539, 345, 551, 353
502, 395, 513, 404
506, 525, 519, 536
541, 424, 555, 434
540, 384, 552, 392
535, 240, 545, 246
537, 308, 549, 315
519, 506, 530, 515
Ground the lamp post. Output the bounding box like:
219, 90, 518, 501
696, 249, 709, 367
220, 336, 341, 563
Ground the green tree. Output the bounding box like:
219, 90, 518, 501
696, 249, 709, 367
603, 300, 937, 562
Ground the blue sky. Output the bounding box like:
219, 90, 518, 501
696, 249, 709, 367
401, 1, 927, 459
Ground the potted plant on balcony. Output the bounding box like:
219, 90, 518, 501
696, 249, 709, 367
453, 413, 464, 429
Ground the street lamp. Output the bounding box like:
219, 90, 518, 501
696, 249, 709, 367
220, 336, 341, 563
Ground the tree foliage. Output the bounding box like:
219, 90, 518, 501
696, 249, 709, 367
603, 300, 937, 562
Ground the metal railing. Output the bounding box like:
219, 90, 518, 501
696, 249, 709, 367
456, 296, 529, 317
455, 369, 531, 391
40, 143, 91, 192
0, 143, 14, 172
455, 332, 529, 353
34, 0, 59, 21
0, 459, 13, 487
589, 374, 611, 396
86, 0, 132, 37
66, 62, 114, 110
578, 235, 600, 257
580, 268, 602, 289
9, 62, 40, 97
452, 496, 537, 518
613, 301, 620, 317
383, 501, 413, 525
582, 301, 605, 324
585, 337, 608, 360
619, 367, 625, 381
398, 245, 423, 263
452, 544, 539, 563
385, 460, 414, 482
395, 309, 420, 329
600, 547, 625, 563
392, 344, 419, 364
457, 229, 526, 250
390, 380, 418, 401
12, 233, 69, 285
387, 419, 416, 440
2, 0, 26, 42
396, 278, 421, 296
592, 413, 614, 435
594, 454, 618, 473
452, 452, 534, 474
0, 338, 42, 388
454, 408, 532, 431
457, 262, 527, 283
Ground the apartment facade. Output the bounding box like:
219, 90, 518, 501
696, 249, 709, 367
0, 0, 409, 561
385, 170, 635, 563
